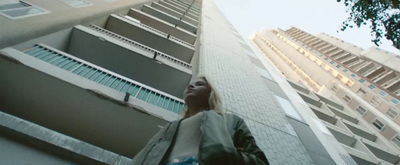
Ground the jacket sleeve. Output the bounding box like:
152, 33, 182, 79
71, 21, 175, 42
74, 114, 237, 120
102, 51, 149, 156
200, 112, 269, 165
232, 118, 269, 165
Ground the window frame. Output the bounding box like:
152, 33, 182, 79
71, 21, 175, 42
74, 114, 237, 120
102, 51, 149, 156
370, 96, 381, 107
386, 108, 399, 120
0, 0, 49, 19
372, 118, 385, 131
343, 95, 352, 103
356, 105, 367, 116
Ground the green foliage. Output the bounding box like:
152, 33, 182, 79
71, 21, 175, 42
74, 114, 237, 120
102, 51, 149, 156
337, 0, 400, 49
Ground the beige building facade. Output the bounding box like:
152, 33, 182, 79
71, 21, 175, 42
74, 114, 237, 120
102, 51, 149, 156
251, 27, 400, 164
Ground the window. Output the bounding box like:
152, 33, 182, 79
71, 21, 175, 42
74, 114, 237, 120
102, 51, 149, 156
336, 74, 343, 80
357, 88, 366, 97
351, 73, 357, 78
370, 96, 381, 107
343, 95, 352, 103
343, 69, 349, 72
359, 79, 366, 83
372, 119, 385, 131
391, 99, 400, 105
332, 85, 339, 92
379, 91, 387, 96
386, 108, 399, 120
330, 61, 335, 64
324, 57, 329, 61
391, 135, 400, 148
336, 65, 342, 68
59, 0, 91, 8
0, 1, 48, 19
368, 84, 376, 89
356, 106, 367, 115
346, 81, 354, 87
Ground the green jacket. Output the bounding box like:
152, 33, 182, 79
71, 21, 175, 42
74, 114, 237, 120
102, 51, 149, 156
132, 111, 269, 165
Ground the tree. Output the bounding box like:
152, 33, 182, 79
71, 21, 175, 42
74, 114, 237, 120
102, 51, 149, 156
337, 0, 400, 50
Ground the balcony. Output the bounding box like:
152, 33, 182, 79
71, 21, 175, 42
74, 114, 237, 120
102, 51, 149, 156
150, 2, 198, 26
309, 105, 337, 124
362, 139, 400, 164
334, 52, 350, 61
376, 70, 395, 85
127, 8, 196, 44
342, 56, 359, 65
355, 61, 374, 74
309, 39, 322, 47
326, 126, 380, 165
341, 144, 379, 165
323, 47, 338, 55
327, 106, 359, 124
164, 0, 200, 15
69, 25, 192, 97
342, 120, 377, 142
105, 14, 195, 63
348, 60, 365, 69
298, 92, 322, 107
171, 0, 201, 12
141, 4, 197, 34
364, 66, 384, 79
158, 0, 199, 20
317, 95, 344, 110
0, 46, 184, 157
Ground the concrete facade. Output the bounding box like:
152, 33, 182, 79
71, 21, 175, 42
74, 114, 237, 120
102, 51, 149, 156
251, 27, 400, 164
0, 0, 361, 164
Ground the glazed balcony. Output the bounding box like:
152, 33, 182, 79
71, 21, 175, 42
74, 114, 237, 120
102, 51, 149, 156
0, 46, 185, 158
141, 4, 197, 34
127, 8, 196, 44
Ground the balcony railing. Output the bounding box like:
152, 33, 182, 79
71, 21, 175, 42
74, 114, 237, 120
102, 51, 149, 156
117, 15, 195, 48
89, 25, 192, 69
23, 44, 185, 114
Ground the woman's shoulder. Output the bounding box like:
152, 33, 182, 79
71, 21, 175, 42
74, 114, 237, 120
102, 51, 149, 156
224, 113, 243, 121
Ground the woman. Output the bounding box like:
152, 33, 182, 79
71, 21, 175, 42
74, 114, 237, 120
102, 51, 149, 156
132, 75, 269, 165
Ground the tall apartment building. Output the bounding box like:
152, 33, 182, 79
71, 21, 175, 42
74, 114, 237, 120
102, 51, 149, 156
0, 0, 343, 164
251, 27, 400, 164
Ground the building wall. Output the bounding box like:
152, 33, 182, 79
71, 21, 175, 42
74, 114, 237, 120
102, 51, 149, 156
0, 0, 153, 49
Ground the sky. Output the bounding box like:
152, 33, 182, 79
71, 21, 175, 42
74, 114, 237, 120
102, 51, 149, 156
214, 0, 400, 54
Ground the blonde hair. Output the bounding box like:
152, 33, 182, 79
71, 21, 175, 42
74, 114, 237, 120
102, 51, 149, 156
182, 75, 224, 118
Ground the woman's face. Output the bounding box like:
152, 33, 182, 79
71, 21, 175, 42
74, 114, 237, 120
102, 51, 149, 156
184, 77, 211, 106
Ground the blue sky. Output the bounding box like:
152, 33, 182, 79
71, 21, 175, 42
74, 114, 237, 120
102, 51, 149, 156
214, 0, 399, 54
